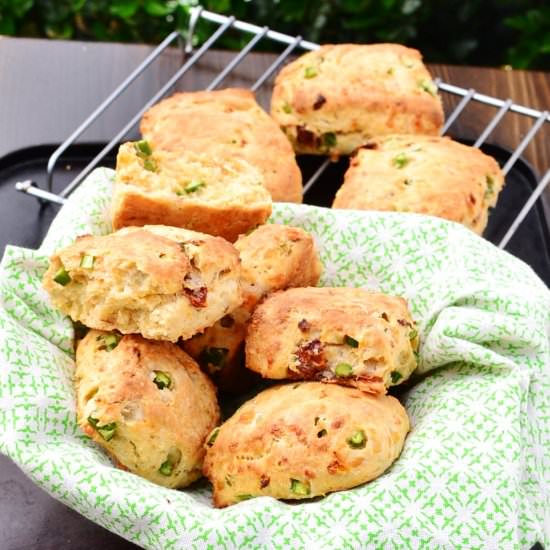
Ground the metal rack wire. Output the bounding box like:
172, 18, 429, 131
14, 6, 550, 250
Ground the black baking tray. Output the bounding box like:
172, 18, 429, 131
1, 142, 549, 286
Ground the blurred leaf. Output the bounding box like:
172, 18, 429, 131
45, 20, 73, 38
450, 38, 478, 60
144, 0, 175, 16
206, 0, 231, 14
402, 0, 421, 15
341, 14, 382, 30
90, 19, 110, 40
2, 0, 550, 70
19, 19, 40, 36
12, 0, 34, 18
503, 7, 550, 68
526, 9, 543, 27
0, 15, 15, 35
340, 0, 372, 13
507, 42, 539, 69
178, 0, 199, 8
109, 0, 139, 18
38, 0, 74, 23
504, 14, 526, 30
456, 1, 480, 23
278, 0, 309, 21
376, 23, 416, 41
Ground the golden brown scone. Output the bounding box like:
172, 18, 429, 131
203, 382, 409, 507
235, 224, 323, 307
183, 224, 323, 393
43, 225, 242, 342
112, 141, 271, 242
140, 89, 303, 203
332, 135, 505, 234
76, 331, 220, 489
271, 44, 444, 156
246, 287, 418, 394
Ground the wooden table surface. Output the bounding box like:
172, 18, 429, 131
0, 36, 548, 550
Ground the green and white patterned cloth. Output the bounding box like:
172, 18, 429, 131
0, 168, 549, 550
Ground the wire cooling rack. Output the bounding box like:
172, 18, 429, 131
14, 6, 550, 250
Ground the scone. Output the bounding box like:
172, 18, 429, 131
333, 135, 505, 234
140, 88, 303, 203
112, 141, 272, 242
183, 224, 323, 392
181, 307, 253, 394
271, 43, 444, 156
203, 382, 409, 507
43, 225, 242, 342
246, 287, 418, 394
76, 331, 219, 489
234, 224, 323, 307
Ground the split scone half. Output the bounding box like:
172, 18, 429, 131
76, 331, 219, 489
182, 224, 323, 393
332, 135, 505, 234
43, 225, 242, 342
203, 382, 409, 507
246, 287, 418, 394
271, 43, 444, 156
140, 88, 303, 203
112, 141, 272, 242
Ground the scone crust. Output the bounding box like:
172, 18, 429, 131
271, 43, 444, 155
235, 224, 323, 306
140, 88, 303, 203
203, 382, 409, 507
333, 135, 505, 234
246, 287, 418, 394
76, 331, 220, 488
43, 225, 242, 341
112, 143, 271, 242
182, 224, 322, 393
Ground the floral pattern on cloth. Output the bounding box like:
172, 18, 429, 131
0, 168, 548, 550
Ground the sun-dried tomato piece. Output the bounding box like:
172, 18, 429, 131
294, 339, 326, 377
296, 126, 319, 147
313, 94, 326, 110
362, 141, 379, 150
184, 286, 207, 308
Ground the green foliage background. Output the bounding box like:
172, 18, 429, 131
0, 0, 548, 69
